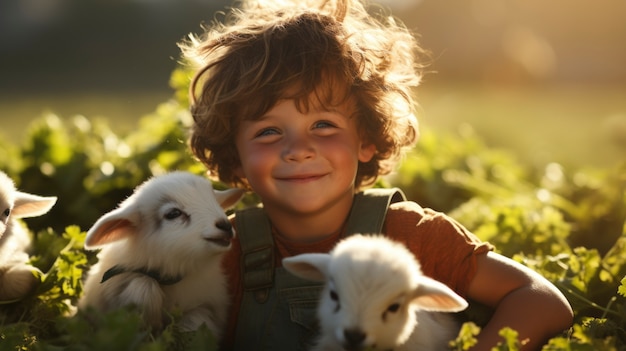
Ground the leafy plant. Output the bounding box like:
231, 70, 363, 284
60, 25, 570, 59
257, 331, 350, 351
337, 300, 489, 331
1, 67, 626, 350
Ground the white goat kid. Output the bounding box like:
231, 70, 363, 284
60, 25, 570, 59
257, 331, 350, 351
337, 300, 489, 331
283, 234, 468, 351
78, 171, 243, 336
0, 171, 57, 301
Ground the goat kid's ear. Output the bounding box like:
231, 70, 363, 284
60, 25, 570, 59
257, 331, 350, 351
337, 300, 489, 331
84, 206, 140, 250
282, 254, 330, 282
215, 188, 245, 210
12, 192, 57, 219
410, 276, 469, 313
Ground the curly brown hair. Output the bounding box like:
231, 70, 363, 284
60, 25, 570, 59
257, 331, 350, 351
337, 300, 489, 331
179, 0, 426, 189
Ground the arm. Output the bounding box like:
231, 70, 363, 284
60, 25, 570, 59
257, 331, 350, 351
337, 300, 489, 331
467, 251, 573, 351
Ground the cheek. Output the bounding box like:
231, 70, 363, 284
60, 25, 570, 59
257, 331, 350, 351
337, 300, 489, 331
237, 145, 276, 179
391, 309, 416, 344
318, 297, 340, 325
320, 139, 360, 164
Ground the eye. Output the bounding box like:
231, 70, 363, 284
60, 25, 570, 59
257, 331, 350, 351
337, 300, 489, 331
255, 127, 280, 137
313, 120, 336, 129
164, 208, 184, 220
329, 289, 341, 313
387, 303, 400, 313
330, 290, 339, 302
312, 120, 340, 137
2, 208, 9, 217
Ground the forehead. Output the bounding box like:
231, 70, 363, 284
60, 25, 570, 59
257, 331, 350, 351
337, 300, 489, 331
0, 175, 15, 206
331, 253, 414, 288
240, 70, 356, 122
134, 175, 217, 206
259, 96, 356, 121
287, 70, 355, 107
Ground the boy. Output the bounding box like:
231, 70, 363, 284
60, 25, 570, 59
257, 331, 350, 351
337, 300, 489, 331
179, 0, 573, 349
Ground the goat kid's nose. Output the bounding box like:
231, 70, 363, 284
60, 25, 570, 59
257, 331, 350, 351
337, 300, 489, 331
215, 219, 233, 236
343, 328, 366, 348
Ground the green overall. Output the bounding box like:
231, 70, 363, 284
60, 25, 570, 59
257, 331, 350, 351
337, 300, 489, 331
232, 188, 406, 351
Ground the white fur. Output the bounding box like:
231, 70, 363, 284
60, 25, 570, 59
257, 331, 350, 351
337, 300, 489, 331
283, 234, 468, 351
78, 171, 244, 336
0, 171, 57, 301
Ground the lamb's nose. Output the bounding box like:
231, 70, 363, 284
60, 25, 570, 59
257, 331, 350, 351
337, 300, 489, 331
344, 328, 366, 348
215, 219, 232, 234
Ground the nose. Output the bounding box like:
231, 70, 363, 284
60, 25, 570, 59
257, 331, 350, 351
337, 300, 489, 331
215, 219, 233, 236
282, 133, 315, 162
343, 328, 366, 349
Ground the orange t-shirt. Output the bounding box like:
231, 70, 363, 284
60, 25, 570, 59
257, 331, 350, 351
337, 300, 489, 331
220, 200, 493, 349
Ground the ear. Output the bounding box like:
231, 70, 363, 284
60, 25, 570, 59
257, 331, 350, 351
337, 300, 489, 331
12, 192, 57, 218
84, 206, 140, 250
215, 187, 245, 209
410, 276, 468, 312
282, 253, 331, 282
358, 142, 376, 163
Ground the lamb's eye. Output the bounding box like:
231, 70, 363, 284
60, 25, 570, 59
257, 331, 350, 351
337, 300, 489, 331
164, 208, 183, 220
2, 208, 9, 217
329, 289, 341, 313
387, 303, 400, 313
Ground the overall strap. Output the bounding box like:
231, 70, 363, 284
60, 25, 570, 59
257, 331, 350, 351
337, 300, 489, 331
344, 187, 406, 236
235, 206, 275, 303
235, 187, 406, 302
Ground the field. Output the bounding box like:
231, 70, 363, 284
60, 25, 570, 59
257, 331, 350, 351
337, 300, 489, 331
0, 80, 625, 349
1, 0, 625, 348
1, 84, 624, 171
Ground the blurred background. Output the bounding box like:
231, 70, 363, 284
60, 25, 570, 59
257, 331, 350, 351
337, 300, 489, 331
1, 0, 625, 169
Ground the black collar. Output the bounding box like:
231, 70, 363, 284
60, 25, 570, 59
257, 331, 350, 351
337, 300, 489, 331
100, 265, 183, 285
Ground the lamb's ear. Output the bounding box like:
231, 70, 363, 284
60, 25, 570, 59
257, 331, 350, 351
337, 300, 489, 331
84, 206, 140, 250
410, 276, 468, 312
215, 188, 245, 210
12, 192, 57, 218
282, 253, 330, 282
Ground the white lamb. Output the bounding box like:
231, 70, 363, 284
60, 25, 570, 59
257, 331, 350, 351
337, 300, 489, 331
0, 171, 57, 301
78, 171, 244, 336
283, 234, 468, 351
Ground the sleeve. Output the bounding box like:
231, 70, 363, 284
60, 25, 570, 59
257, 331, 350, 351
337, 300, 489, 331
383, 201, 493, 298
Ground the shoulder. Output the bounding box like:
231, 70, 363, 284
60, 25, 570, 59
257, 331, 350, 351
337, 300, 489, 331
385, 200, 457, 230
384, 201, 493, 295
384, 200, 491, 246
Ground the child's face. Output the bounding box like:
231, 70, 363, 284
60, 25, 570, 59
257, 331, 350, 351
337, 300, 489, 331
234, 97, 375, 215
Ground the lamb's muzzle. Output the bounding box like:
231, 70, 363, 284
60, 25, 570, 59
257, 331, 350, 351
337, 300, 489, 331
204, 219, 234, 247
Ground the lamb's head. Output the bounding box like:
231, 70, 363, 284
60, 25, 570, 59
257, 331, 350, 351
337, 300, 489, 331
84, 172, 244, 263
283, 234, 468, 351
0, 171, 57, 238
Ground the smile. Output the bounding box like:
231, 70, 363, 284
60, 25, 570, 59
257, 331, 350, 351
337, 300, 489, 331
277, 174, 325, 182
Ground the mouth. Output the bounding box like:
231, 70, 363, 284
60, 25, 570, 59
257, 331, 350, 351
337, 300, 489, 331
204, 232, 233, 247
277, 173, 326, 182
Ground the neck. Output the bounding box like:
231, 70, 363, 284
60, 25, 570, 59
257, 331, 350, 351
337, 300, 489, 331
264, 191, 355, 242
100, 265, 183, 285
